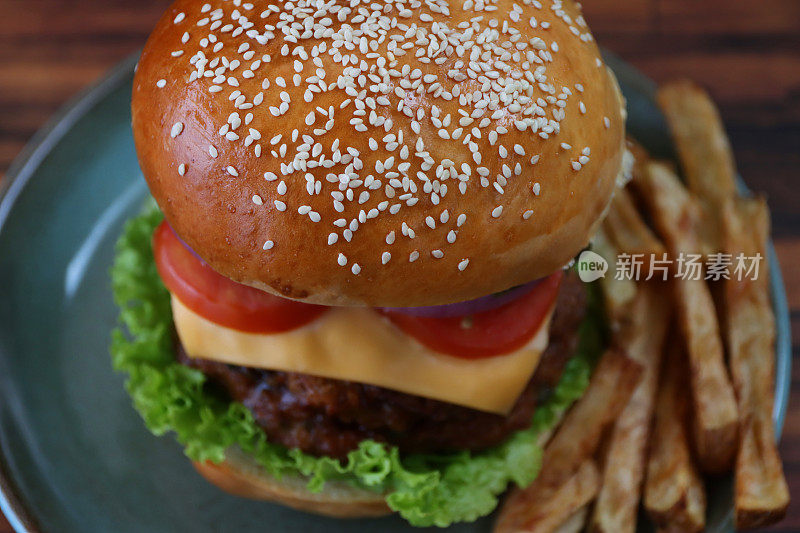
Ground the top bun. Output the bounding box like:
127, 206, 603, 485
132, 0, 625, 307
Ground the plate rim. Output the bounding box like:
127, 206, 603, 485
0, 52, 792, 533
0, 52, 140, 533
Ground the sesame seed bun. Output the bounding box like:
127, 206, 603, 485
193, 448, 391, 518
132, 0, 626, 306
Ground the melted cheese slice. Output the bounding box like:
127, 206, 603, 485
172, 296, 553, 414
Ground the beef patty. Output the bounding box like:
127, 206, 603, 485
177, 273, 587, 458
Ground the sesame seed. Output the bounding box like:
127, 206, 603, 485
523, 209, 534, 220
226, 166, 238, 177
351, 263, 361, 275
173, 12, 185, 23
252, 194, 263, 205
274, 200, 286, 211
382, 252, 391, 264
338, 253, 347, 266
458, 259, 470, 271
491, 206, 503, 218
170, 122, 184, 138
409, 250, 419, 262
156, 79, 167, 88
178, 163, 186, 176
262, 240, 274, 250
431, 249, 444, 259
604, 116, 611, 128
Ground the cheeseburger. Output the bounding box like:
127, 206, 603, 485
113, 0, 626, 526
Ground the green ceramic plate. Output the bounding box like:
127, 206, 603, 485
0, 52, 791, 533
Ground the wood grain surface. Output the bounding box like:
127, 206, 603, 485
1, 0, 798, 531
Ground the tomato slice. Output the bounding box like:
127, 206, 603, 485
153, 221, 327, 333
382, 271, 563, 359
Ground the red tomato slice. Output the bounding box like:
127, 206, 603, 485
153, 221, 327, 333
382, 271, 563, 359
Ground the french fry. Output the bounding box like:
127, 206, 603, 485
722, 197, 789, 529
602, 187, 665, 260
632, 161, 703, 255
494, 461, 599, 533
494, 350, 642, 533
644, 337, 706, 532
592, 228, 636, 330
537, 348, 643, 487
656, 81, 737, 207
589, 284, 671, 533
674, 277, 739, 472
554, 506, 589, 533
657, 81, 738, 252
635, 161, 739, 473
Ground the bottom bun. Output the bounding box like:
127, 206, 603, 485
192, 448, 392, 518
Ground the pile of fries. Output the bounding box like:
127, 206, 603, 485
495, 81, 789, 533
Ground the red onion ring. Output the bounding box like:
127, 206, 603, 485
168, 222, 209, 264
379, 278, 544, 318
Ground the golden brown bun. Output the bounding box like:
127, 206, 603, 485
133, 0, 625, 306
193, 449, 391, 518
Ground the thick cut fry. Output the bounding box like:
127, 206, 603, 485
494, 461, 599, 533
592, 228, 636, 330
554, 505, 590, 533
537, 348, 643, 487
494, 350, 642, 533
632, 161, 703, 255
636, 161, 739, 473
675, 277, 739, 472
722, 197, 789, 529
644, 338, 706, 532
656, 81, 737, 206
589, 284, 671, 533
603, 187, 665, 260
657, 81, 737, 252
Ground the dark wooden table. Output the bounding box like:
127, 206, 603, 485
1, 0, 798, 530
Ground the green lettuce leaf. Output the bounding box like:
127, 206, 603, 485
110, 203, 605, 527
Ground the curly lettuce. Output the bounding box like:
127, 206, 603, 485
110, 203, 605, 527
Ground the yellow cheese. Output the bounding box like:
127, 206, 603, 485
172, 296, 553, 414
